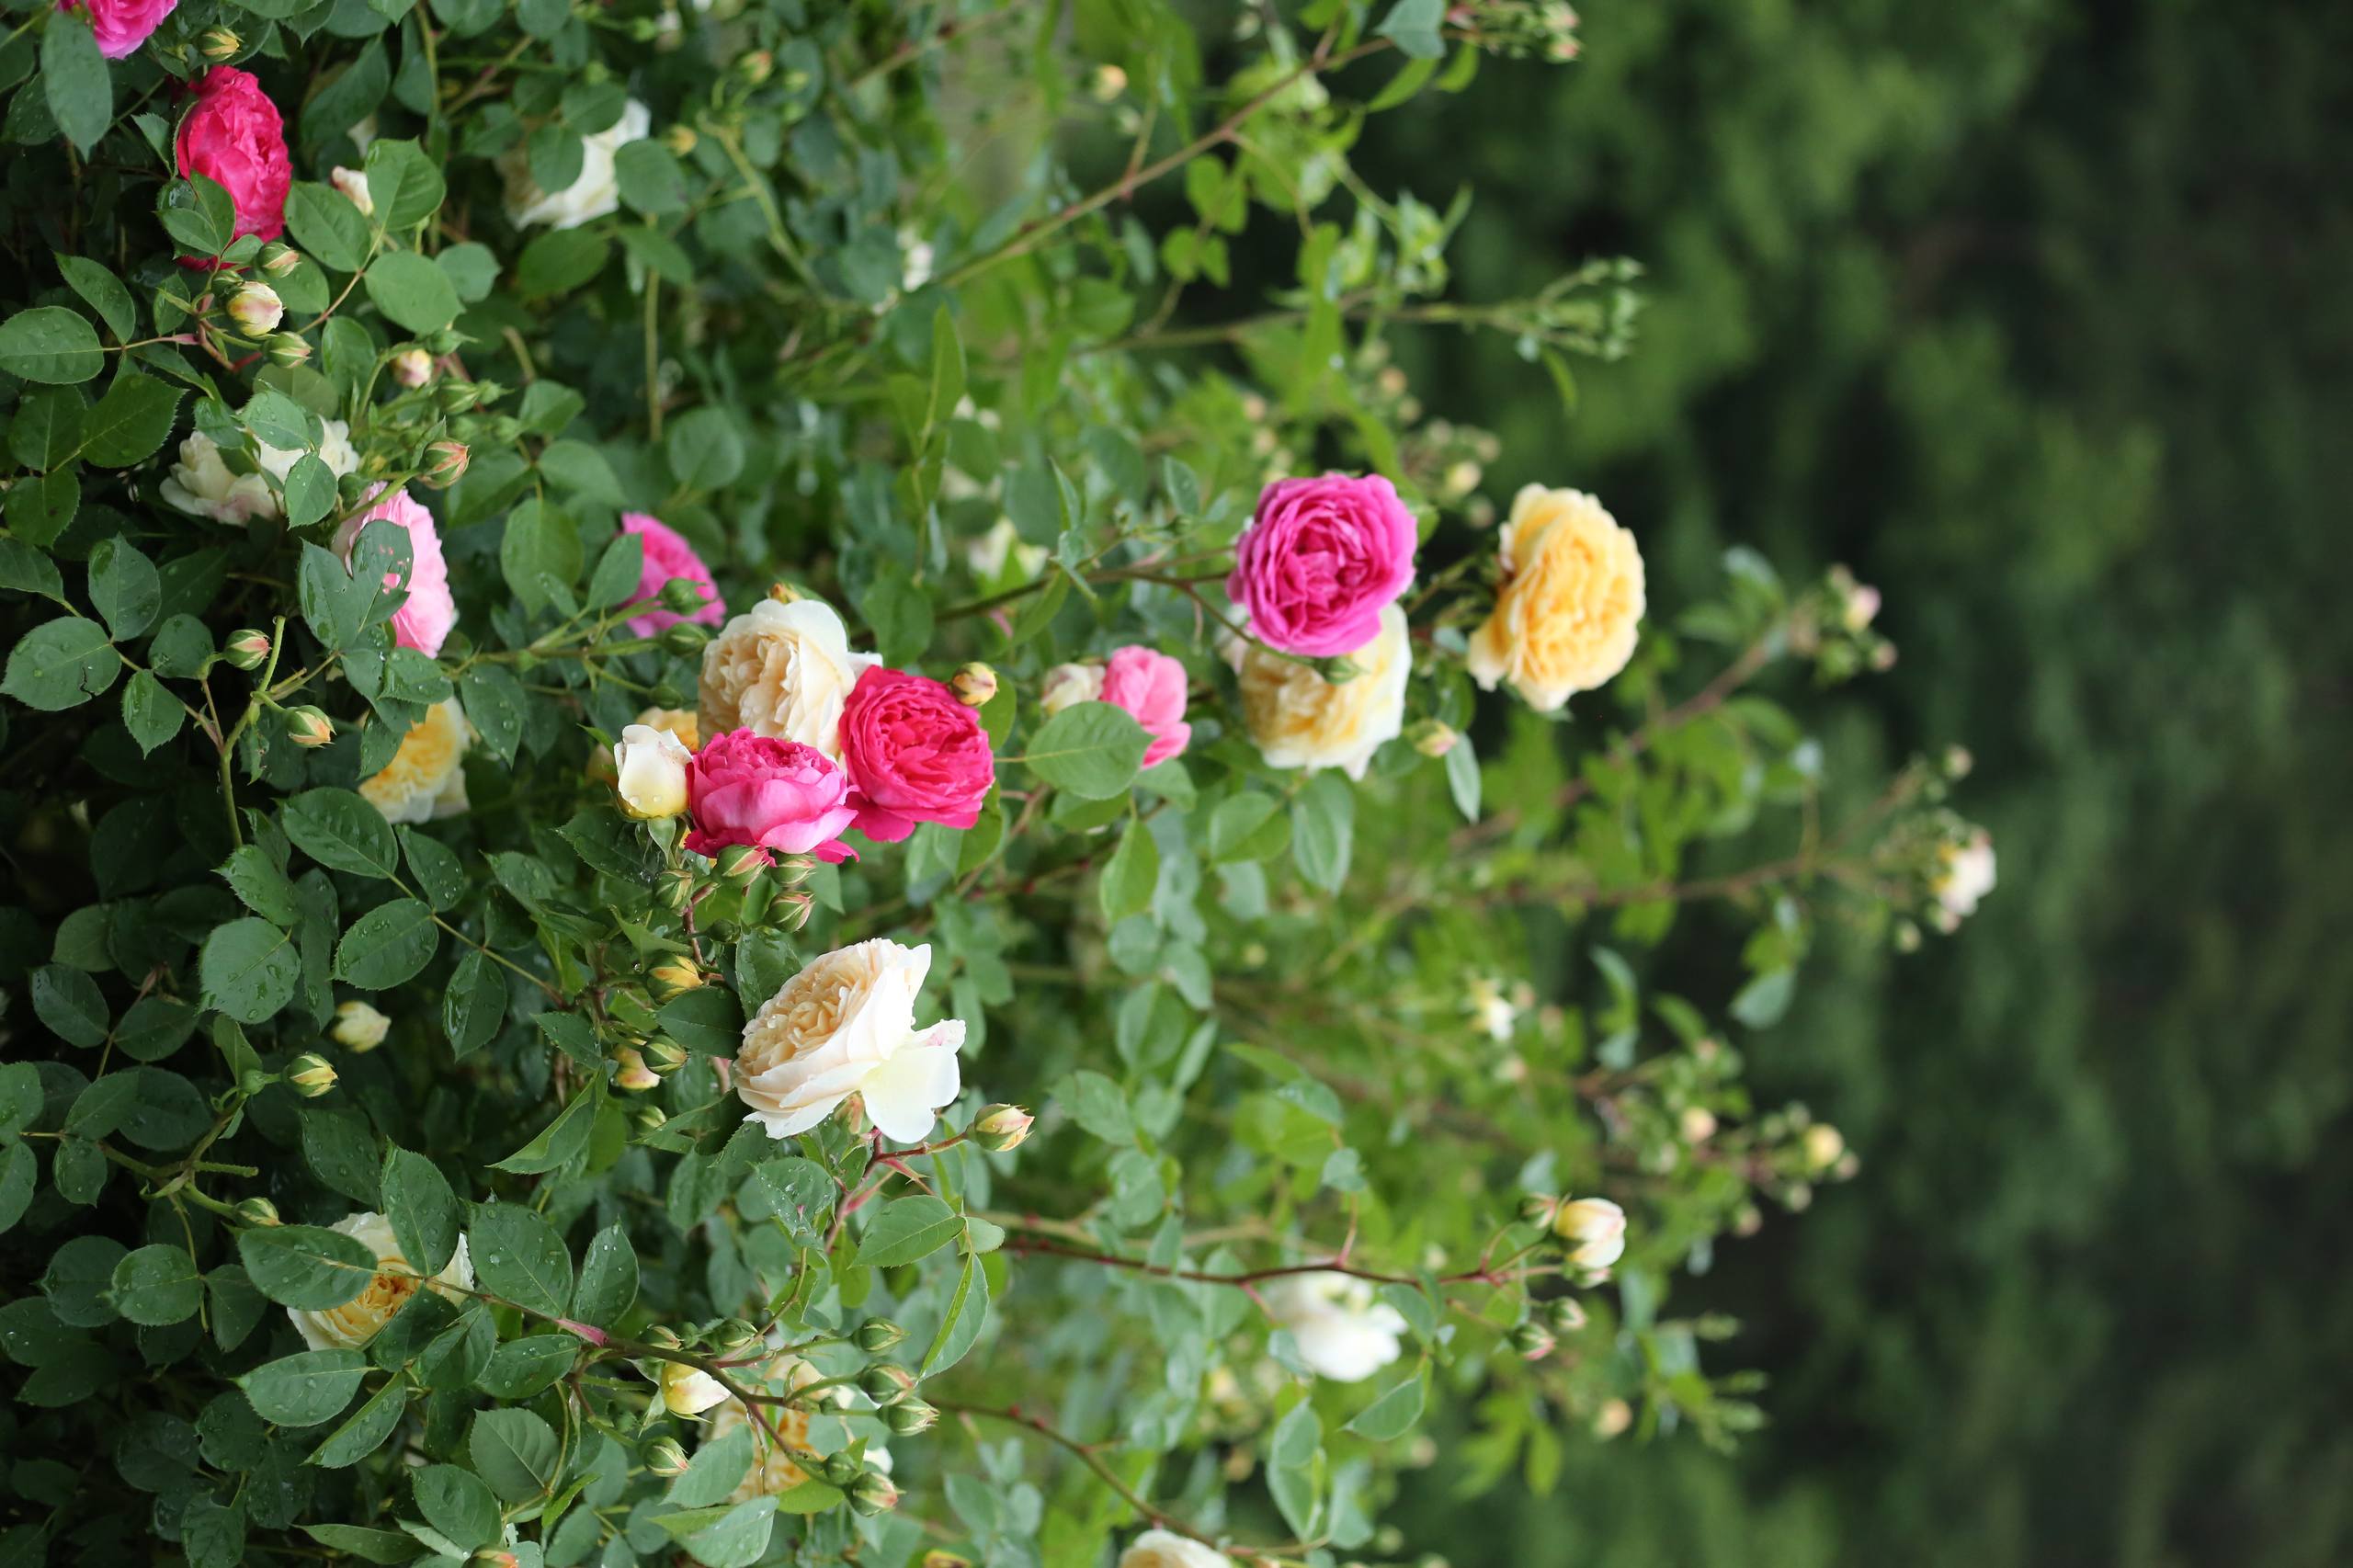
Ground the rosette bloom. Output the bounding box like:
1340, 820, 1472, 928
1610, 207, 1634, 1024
733, 938, 967, 1142
335, 485, 455, 657
1233, 601, 1411, 779
63, 0, 178, 59
699, 597, 880, 762
287, 1211, 472, 1350
160, 421, 358, 525
684, 730, 858, 865
358, 699, 472, 824
619, 512, 725, 639
1466, 485, 1646, 710
175, 68, 292, 250
504, 99, 650, 229
1227, 472, 1417, 656
1260, 1271, 1408, 1382
1099, 645, 1192, 768
837, 666, 995, 843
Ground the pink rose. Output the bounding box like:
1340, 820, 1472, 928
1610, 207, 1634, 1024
175, 68, 291, 252
618, 512, 725, 640
1227, 472, 1417, 657
839, 666, 995, 843
63, 0, 176, 59
1100, 646, 1191, 768
336, 486, 456, 658
685, 731, 858, 865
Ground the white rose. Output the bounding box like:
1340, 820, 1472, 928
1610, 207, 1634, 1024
614, 723, 693, 820
159, 433, 278, 524
963, 517, 1048, 580
330, 165, 374, 217
330, 1000, 391, 1052
504, 99, 653, 230
1038, 662, 1105, 717
1933, 831, 1995, 919
1233, 601, 1411, 779
660, 1359, 731, 1417
1261, 1271, 1407, 1383
698, 597, 880, 763
1552, 1197, 1627, 1278
734, 938, 966, 1142
358, 699, 472, 824
1118, 1530, 1233, 1568
288, 1210, 473, 1350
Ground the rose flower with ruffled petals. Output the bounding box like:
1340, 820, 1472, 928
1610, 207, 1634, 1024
684, 730, 858, 865
1099, 645, 1192, 768
618, 512, 725, 640
1466, 485, 1645, 711
1227, 472, 1418, 656
63, 0, 177, 59
334, 485, 455, 658
699, 597, 879, 763
838, 666, 995, 843
175, 68, 291, 254
733, 938, 966, 1142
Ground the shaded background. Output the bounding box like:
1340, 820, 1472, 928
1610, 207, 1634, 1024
1336, 0, 2353, 1562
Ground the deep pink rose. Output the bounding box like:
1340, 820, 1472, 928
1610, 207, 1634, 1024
175, 68, 290, 253
1100, 646, 1191, 768
335, 486, 456, 658
63, 0, 176, 58
1227, 472, 1417, 657
619, 512, 724, 640
838, 666, 995, 843
685, 731, 858, 865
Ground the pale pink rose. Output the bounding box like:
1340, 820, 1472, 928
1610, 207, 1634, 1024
63, 0, 176, 58
618, 512, 724, 640
684, 730, 858, 865
1099, 646, 1191, 768
175, 68, 291, 252
838, 666, 994, 843
335, 486, 455, 658
1227, 472, 1417, 657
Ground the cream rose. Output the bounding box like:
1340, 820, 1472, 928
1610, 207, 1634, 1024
1467, 484, 1645, 710
288, 1210, 473, 1350
1261, 1271, 1408, 1383
358, 698, 472, 824
733, 938, 965, 1142
696, 1356, 864, 1504
1118, 1530, 1233, 1568
503, 99, 651, 230
1933, 831, 1996, 920
1233, 601, 1410, 779
660, 1360, 731, 1417
1552, 1197, 1628, 1279
160, 420, 361, 525
614, 723, 692, 820
1038, 662, 1106, 717
698, 598, 879, 763
330, 1000, 391, 1052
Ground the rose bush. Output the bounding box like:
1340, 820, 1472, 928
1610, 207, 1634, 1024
0, 4, 1990, 1565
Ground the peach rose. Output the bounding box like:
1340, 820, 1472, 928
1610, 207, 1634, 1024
358, 699, 472, 824
1467, 485, 1645, 711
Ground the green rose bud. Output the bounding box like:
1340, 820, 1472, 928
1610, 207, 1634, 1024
643, 1437, 689, 1477
234, 1197, 281, 1227
660, 620, 713, 657
972, 1104, 1033, 1153
286, 1053, 338, 1096
858, 1364, 916, 1405
284, 707, 335, 748
883, 1399, 938, 1436
199, 27, 243, 62
853, 1318, 907, 1354
846, 1471, 899, 1517
223, 629, 271, 671
264, 332, 312, 368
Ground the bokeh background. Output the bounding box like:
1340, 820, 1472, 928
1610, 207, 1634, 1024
1329, 0, 2351, 1562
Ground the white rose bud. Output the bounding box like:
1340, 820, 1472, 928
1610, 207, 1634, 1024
1551, 1197, 1628, 1278
392, 348, 435, 388
1802, 1123, 1846, 1170
331, 165, 374, 217
613, 723, 693, 821
658, 1359, 731, 1417
1038, 662, 1105, 717
331, 1000, 392, 1053
227, 282, 284, 335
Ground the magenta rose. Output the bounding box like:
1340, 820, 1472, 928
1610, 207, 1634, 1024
1227, 472, 1418, 657
685, 731, 858, 864
618, 512, 725, 640
175, 68, 291, 253
1100, 645, 1191, 768
63, 0, 177, 58
335, 486, 456, 658
838, 666, 995, 843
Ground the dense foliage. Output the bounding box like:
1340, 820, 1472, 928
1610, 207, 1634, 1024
0, 2, 1996, 1565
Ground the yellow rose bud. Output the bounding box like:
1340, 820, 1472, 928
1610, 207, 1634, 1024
658, 1358, 730, 1416
1466, 485, 1645, 711
614, 723, 693, 820
331, 1000, 391, 1052
1802, 1123, 1846, 1170
286, 1053, 338, 1096
972, 1103, 1032, 1153
613, 1048, 662, 1092
649, 958, 704, 1002
1551, 1196, 1627, 1278
949, 662, 998, 708
284, 706, 335, 747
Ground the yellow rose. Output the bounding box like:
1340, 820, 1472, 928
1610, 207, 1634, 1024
358, 698, 472, 824
1233, 602, 1410, 779
1467, 485, 1645, 710
288, 1210, 472, 1350
698, 598, 878, 761
634, 705, 700, 752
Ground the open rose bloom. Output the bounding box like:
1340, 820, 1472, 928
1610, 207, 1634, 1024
685, 730, 858, 864
175, 67, 292, 252
1228, 472, 1418, 656
64, 0, 177, 59
618, 512, 726, 639
1100, 645, 1192, 767
335, 486, 456, 657
699, 597, 879, 762
733, 938, 966, 1142
1260, 1271, 1409, 1382
287, 1211, 473, 1350
838, 665, 995, 842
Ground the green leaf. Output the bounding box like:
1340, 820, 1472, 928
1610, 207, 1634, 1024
571, 1223, 638, 1327
77, 373, 182, 468
516, 228, 611, 298
284, 453, 336, 528
86, 536, 160, 640
676, 1498, 777, 1568
286, 182, 372, 272
540, 439, 630, 507
1267, 1399, 1325, 1540
283, 788, 401, 878
444, 949, 506, 1057
6, 391, 82, 473
1207, 792, 1290, 863
1730, 967, 1796, 1028
148, 615, 213, 678
477, 1331, 575, 1397
108, 1244, 204, 1325
32, 963, 108, 1048
414, 1463, 502, 1551
499, 496, 582, 612
666, 1426, 753, 1508
199, 917, 301, 1024
334, 898, 438, 988
40, 14, 110, 154
300, 1524, 417, 1564
114, 995, 198, 1062
469, 1408, 562, 1502
363, 251, 461, 334
55, 256, 135, 342
665, 406, 745, 491
236, 1224, 376, 1310
221, 845, 301, 926
1375, 0, 1447, 60
490, 1079, 599, 1175
307, 1372, 409, 1467
1344, 1365, 1427, 1438
0, 307, 103, 385
920, 1249, 990, 1376
1058, 1070, 1134, 1143
364, 140, 445, 231
3, 617, 119, 710
157, 176, 236, 260
468, 1204, 572, 1317
121, 669, 184, 755
1098, 814, 1160, 924
1023, 703, 1151, 799
853, 1195, 962, 1268
657, 985, 744, 1055
238, 1348, 369, 1426
615, 140, 688, 215
1290, 771, 1357, 892
0, 1142, 32, 1233
381, 1147, 460, 1276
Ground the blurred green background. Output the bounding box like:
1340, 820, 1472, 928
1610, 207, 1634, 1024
1341, 0, 2353, 1562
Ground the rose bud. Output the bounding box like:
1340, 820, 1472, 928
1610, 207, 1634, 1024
1509, 1321, 1557, 1360
972, 1103, 1033, 1153
1546, 1296, 1589, 1335
643, 1437, 690, 1477
285, 706, 335, 747
883, 1399, 938, 1436
1552, 1197, 1628, 1278
646, 1325, 684, 1350
949, 662, 998, 708
847, 1471, 900, 1517
286, 1053, 338, 1096
712, 1318, 762, 1352
223, 628, 271, 670
632, 1104, 667, 1133
659, 620, 712, 657
200, 27, 243, 62
331, 1000, 391, 1052
1089, 63, 1128, 101
235, 1197, 282, 1227
658, 576, 710, 615
435, 380, 482, 414
613, 1048, 661, 1092
265, 332, 312, 368
613, 722, 693, 821
1802, 1123, 1846, 1171
649, 958, 704, 1002
853, 1318, 907, 1354
391, 347, 434, 388
657, 1360, 729, 1417
665, 125, 698, 156
1409, 719, 1460, 758
258, 242, 301, 277
419, 440, 469, 489
657, 867, 697, 912
330, 165, 374, 217
1517, 1192, 1560, 1229
740, 50, 774, 85
641, 1038, 688, 1076
859, 1364, 917, 1404
820, 1451, 863, 1487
